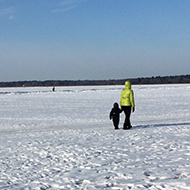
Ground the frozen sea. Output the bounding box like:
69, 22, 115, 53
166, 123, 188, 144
0, 84, 190, 190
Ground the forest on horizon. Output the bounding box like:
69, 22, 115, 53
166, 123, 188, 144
0, 75, 190, 88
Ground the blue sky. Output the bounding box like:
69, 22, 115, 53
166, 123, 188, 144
0, 0, 190, 82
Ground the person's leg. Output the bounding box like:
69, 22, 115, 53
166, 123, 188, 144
113, 118, 119, 129
123, 106, 131, 129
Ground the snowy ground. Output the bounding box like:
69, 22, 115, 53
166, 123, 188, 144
0, 84, 190, 190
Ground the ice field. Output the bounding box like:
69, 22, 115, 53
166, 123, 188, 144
0, 84, 190, 190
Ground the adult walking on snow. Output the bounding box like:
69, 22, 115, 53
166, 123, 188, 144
120, 81, 135, 130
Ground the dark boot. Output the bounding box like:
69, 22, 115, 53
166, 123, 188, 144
123, 123, 132, 130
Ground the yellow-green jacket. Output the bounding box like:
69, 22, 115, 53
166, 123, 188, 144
120, 81, 135, 107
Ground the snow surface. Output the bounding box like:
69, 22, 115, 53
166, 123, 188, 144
0, 84, 190, 190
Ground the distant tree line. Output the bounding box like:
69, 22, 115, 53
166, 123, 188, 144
0, 75, 190, 87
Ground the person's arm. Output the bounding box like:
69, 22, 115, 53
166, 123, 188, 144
109, 110, 113, 120
130, 90, 135, 112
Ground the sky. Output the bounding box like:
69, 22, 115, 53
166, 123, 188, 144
0, 0, 190, 82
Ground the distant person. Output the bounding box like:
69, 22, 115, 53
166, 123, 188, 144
109, 102, 122, 130
120, 81, 135, 130
52, 86, 55, 92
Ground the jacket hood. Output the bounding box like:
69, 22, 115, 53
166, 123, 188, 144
125, 81, 131, 89
113, 102, 119, 109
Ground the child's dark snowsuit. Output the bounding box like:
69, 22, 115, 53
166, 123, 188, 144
109, 102, 122, 129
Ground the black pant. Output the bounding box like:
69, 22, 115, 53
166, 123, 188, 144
113, 119, 119, 129
122, 106, 132, 130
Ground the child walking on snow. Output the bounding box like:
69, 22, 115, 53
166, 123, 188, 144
109, 102, 122, 130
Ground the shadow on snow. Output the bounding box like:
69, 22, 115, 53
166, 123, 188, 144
133, 122, 190, 129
